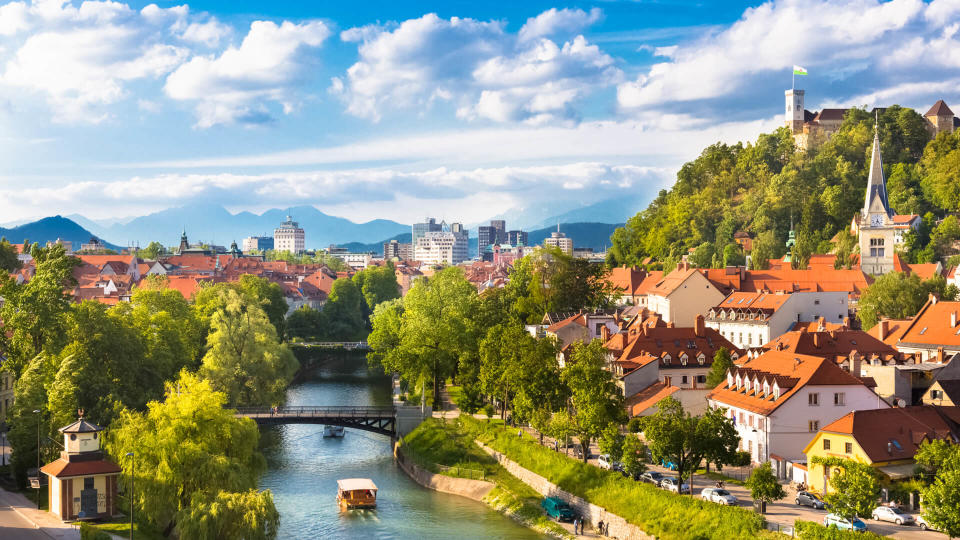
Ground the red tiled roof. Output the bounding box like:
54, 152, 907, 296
763, 328, 898, 361
41, 458, 121, 478
866, 319, 912, 347
648, 268, 700, 296
817, 406, 960, 463
897, 298, 960, 348
546, 312, 588, 334
926, 100, 954, 117
626, 382, 680, 416
608, 321, 741, 370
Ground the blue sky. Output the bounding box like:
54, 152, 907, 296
2, 0, 959, 227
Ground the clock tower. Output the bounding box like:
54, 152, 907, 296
857, 120, 896, 275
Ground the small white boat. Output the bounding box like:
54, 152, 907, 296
323, 425, 345, 438
338, 478, 377, 510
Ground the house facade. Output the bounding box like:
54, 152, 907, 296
646, 266, 726, 327
705, 291, 848, 350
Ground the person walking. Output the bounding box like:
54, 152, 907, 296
598, 520, 604, 536
572, 517, 579, 536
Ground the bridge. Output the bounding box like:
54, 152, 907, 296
235, 406, 398, 437
291, 341, 370, 350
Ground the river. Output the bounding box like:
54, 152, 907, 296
258, 357, 547, 540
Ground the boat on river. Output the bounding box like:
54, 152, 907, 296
337, 478, 378, 510
323, 425, 345, 437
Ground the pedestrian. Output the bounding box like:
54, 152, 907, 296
598, 520, 604, 536
573, 517, 579, 536
517, 428, 522, 438
605, 522, 610, 536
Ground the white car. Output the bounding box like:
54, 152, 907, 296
917, 515, 940, 531
871, 506, 915, 525
700, 488, 738, 505
597, 454, 612, 470
659, 476, 690, 493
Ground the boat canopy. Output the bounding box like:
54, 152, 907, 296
337, 478, 378, 492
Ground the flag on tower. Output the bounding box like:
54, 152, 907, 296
793, 65, 808, 75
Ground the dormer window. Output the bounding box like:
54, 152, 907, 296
735, 373, 742, 390
697, 353, 705, 365
727, 371, 734, 387
680, 353, 688, 365
744, 377, 751, 392
663, 354, 671, 365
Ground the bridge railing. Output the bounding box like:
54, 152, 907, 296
235, 406, 396, 417
289, 341, 370, 349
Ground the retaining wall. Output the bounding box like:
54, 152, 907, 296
477, 441, 655, 540
394, 443, 494, 502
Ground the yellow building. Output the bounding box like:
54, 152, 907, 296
803, 406, 960, 495
921, 379, 960, 407
40, 414, 121, 521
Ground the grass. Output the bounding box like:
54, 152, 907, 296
463, 416, 776, 540
89, 520, 166, 540
403, 418, 570, 539
695, 468, 747, 486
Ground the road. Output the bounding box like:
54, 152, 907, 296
0, 505, 55, 539
0, 487, 80, 540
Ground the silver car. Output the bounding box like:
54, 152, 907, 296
659, 476, 690, 493
871, 506, 915, 525
700, 487, 737, 505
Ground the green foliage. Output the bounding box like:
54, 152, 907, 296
321, 278, 367, 340
598, 422, 625, 463
915, 440, 960, 537
0, 236, 21, 272
857, 272, 949, 328
107, 371, 274, 538
79, 522, 113, 540
561, 340, 626, 462
138, 241, 168, 260
621, 434, 647, 478
810, 457, 881, 519
706, 348, 733, 388
745, 462, 785, 504
199, 288, 298, 406
793, 520, 888, 540
352, 263, 400, 321
508, 247, 615, 323
7, 354, 59, 487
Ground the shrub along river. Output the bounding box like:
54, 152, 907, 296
258, 357, 545, 539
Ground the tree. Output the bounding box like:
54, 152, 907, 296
833, 230, 858, 270
598, 422, 625, 463
621, 434, 648, 479
107, 372, 276, 538
199, 289, 299, 407
706, 348, 733, 388
857, 272, 950, 328
811, 457, 881, 519
916, 440, 960, 537
321, 278, 366, 340
698, 405, 741, 474
561, 340, 626, 463
138, 241, 167, 260
285, 305, 325, 341
236, 275, 288, 339
548, 410, 575, 456
352, 263, 400, 322
745, 462, 785, 509
0, 237, 21, 272
7, 354, 59, 487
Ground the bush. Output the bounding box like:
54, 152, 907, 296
79, 523, 112, 540
794, 520, 889, 540
464, 416, 766, 539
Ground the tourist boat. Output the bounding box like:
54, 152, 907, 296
323, 425, 345, 437
337, 478, 378, 510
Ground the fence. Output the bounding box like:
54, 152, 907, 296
397, 441, 487, 481
764, 521, 795, 537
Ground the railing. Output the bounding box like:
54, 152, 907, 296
436, 464, 486, 481
291, 341, 369, 349
235, 406, 395, 417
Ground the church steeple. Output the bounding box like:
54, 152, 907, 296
863, 114, 891, 218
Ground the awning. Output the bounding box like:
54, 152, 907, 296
877, 463, 917, 480
337, 478, 378, 492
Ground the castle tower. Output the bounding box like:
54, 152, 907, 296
178, 228, 189, 254
857, 119, 896, 275
924, 100, 955, 136
785, 89, 805, 133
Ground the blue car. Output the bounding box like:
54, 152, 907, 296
824, 513, 867, 532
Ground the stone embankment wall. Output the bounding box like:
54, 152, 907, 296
394, 443, 494, 502
477, 441, 655, 540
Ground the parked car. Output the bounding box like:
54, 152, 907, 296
823, 513, 867, 532
795, 491, 826, 510
598, 454, 612, 470
917, 515, 940, 531
871, 506, 915, 525
700, 488, 738, 505
612, 461, 625, 473
659, 476, 690, 493
541, 497, 574, 522
640, 471, 664, 485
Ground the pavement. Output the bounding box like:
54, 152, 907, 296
0, 487, 80, 540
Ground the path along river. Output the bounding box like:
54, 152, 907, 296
258, 357, 546, 540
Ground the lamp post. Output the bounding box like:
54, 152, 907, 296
126, 452, 134, 540
32, 409, 40, 510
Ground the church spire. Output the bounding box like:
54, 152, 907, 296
863, 112, 891, 218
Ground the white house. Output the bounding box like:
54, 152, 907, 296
706, 350, 887, 474
646, 265, 726, 327
705, 291, 848, 350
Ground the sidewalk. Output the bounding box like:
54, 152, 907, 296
0, 486, 80, 540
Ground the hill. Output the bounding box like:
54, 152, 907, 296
606, 105, 960, 269
0, 216, 120, 250
74, 204, 410, 249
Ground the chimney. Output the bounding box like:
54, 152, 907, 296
851, 351, 862, 377
938, 346, 945, 364
843, 316, 850, 329
817, 316, 825, 332
930, 293, 939, 305
601, 325, 611, 342
813, 333, 821, 348
740, 266, 746, 280
642, 324, 649, 337
878, 319, 889, 341
952, 311, 957, 328
694, 314, 705, 337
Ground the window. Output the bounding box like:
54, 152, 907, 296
809, 393, 820, 406
739, 412, 744, 424
823, 439, 831, 450
696, 375, 706, 384
682, 375, 688, 385
748, 334, 753, 345
931, 389, 943, 399
749, 415, 754, 427
834, 392, 845, 406
748, 440, 753, 453
758, 418, 765, 430
814, 300, 820, 305
845, 442, 853, 454
84, 477, 94, 489
808, 420, 819, 432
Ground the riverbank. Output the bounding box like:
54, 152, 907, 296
398, 418, 573, 539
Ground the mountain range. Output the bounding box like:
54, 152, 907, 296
0, 216, 120, 250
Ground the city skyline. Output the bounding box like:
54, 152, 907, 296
4, 0, 960, 225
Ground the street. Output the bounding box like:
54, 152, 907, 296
0, 505, 55, 540
0, 487, 80, 540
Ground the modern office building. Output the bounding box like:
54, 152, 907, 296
544, 227, 573, 254
274, 215, 305, 254
507, 230, 528, 246
412, 218, 443, 247
383, 239, 413, 260
242, 236, 274, 252
414, 222, 469, 265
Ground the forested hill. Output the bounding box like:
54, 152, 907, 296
606, 106, 960, 269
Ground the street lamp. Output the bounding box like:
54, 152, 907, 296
126, 452, 135, 540
32, 409, 40, 510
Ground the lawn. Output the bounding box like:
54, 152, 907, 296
88, 520, 166, 540
462, 416, 774, 540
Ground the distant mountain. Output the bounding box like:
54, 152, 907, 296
530, 197, 645, 231
335, 233, 412, 254
75, 204, 410, 249
0, 216, 120, 250
527, 222, 623, 252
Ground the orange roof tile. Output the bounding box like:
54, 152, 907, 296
897, 298, 960, 348
763, 328, 898, 361
866, 319, 912, 348
626, 382, 680, 416
648, 268, 699, 296
818, 406, 960, 463
41, 458, 121, 479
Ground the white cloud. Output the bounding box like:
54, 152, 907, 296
618, 0, 934, 111
337, 11, 620, 123
0, 1, 191, 123
517, 7, 602, 42
179, 17, 232, 47
164, 20, 331, 127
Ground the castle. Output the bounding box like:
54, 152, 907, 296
785, 88, 958, 149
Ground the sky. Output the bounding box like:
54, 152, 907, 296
2, 0, 960, 226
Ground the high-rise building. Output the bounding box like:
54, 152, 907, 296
242, 236, 274, 252
414, 222, 469, 265
383, 239, 413, 260
274, 215, 305, 254
544, 226, 573, 255
449, 222, 469, 263
412, 218, 443, 247
478, 220, 509, 251
507, 230, 528, 246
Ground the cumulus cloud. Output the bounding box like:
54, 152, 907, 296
179, 17, 232, 47
0, 0, 190, 123
164, 20, 331, 127
336, 10, 619, 123
617, 0, 960, 115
